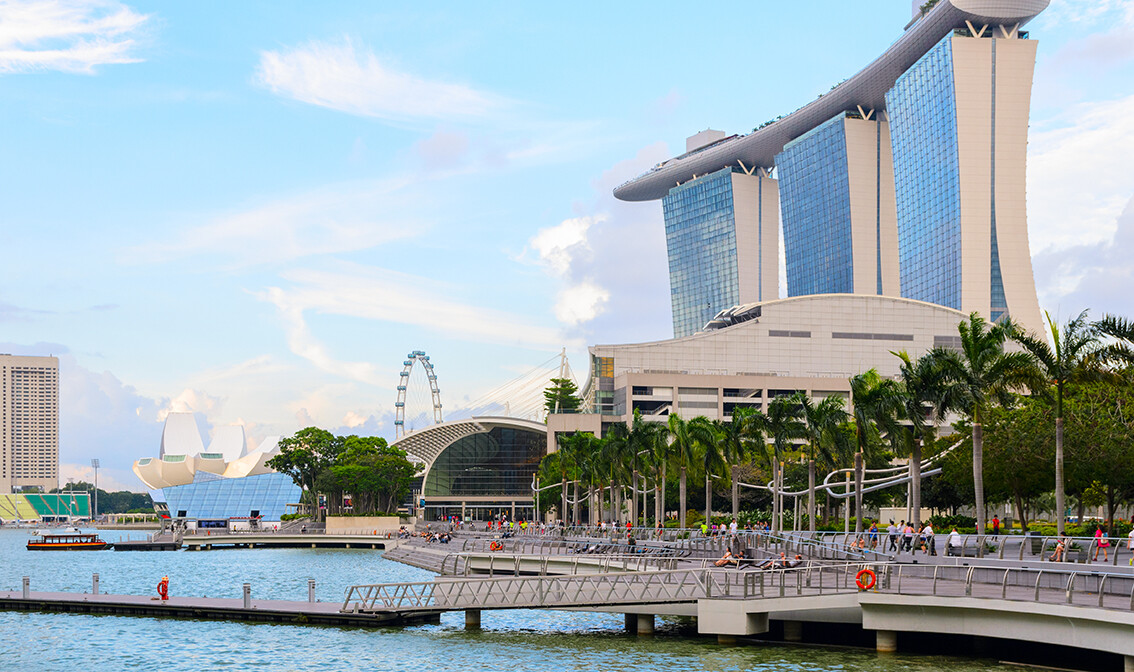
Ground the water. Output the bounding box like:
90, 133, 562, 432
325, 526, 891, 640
0, 529, 1014, 671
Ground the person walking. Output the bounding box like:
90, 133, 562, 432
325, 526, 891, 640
1093, 526, 1110, 562
924, 522, 936, 556
991, 515, 1000, 538
887, 520, 898, 552
903, 522, 915, 553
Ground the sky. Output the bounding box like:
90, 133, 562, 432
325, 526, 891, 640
2, 0, 1133, 492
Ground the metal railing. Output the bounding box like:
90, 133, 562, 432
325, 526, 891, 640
341, 561, 873, 613
440, 552, 683, 577
342, 558, 1134, 615
880, 563, 1134, 611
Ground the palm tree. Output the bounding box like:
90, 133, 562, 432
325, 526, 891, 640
935, 313, 1043, 536
849, 369, 901, 535
892, 350, 955, 529
718, 406, 762, 519
799, 395, 848, 532
701, 421, 729, 525
624, 410, 666, 525
1012, 310, 1122, 535
666, 414, 715, 528
763, 394, 805, 534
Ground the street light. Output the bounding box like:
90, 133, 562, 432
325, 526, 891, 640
90, 459, 99, 522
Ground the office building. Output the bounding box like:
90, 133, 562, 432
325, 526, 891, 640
614, 0, 1048, 337
1, 354, 59, 493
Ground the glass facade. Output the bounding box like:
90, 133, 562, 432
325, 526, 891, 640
886, 36, 962, 309
662, 167, 741, 338
423, 426, 545, 497
775, 115, 855, 296
163, 472, 301, 520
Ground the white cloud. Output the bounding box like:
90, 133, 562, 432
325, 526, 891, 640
554, 281, 610, 325
157, 388, 223, 421
126, 176, 421, 267
0, 0, 148, 75
522, 143, 673, 339
255, 38, 508, 123
1028, 93, 1134, 254
260, 286, 384, 385
258, 262, 569, 352
529, 215, 603, 275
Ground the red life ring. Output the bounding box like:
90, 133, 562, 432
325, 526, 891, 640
157, 577, 169, 601
855, 568, 876, 591
489, 541, 503, 552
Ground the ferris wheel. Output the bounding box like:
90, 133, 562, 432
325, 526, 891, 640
394, 350, 443, 438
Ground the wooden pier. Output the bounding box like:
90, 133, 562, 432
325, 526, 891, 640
0, 588, 436, 627
182, 533, 399, 551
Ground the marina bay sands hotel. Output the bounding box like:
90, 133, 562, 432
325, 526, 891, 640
615, 0, 1048, 339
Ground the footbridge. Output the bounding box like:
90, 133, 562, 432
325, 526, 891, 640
342, 562, 1134, 668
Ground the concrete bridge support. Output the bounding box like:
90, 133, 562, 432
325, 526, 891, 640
1125, 654, 1133, 672
465, 609, 481, 630
782, 620, 802, 642
875, 630, 897, 653
636, 614, 654, 636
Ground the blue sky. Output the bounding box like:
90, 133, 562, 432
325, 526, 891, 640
2, 0, 1133, 491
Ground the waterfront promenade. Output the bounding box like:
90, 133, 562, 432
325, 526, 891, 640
4, 524, 1134, 669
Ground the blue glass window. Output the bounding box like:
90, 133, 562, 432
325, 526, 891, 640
775, 115, 855, 296
887, 36, 962, 309
662, 167, 741, 338
163, 472, 301, 520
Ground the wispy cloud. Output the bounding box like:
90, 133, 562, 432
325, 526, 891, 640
125, 176, 422, 268
259, 285, 384, 385
255, 38, 509, 124
257, 262, 569, 354
0, 0, 149, 75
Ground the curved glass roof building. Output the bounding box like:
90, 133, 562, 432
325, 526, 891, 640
616, 0, 1048, 339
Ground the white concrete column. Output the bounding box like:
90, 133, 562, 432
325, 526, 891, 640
465, 609, 481, 630
637, 614, 655, 636
1124, 654, 1134, 672
876, 629, 897, 653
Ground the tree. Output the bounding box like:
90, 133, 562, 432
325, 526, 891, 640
892, 350, 954, 529
933, 313, 1042, 535
718, 406, 763, 520
1065, 377, 1134, 532
979, 398, 1054, 528
1012, 310, 1119, 535
799, 395, 848, 532
666, 414, 715, 528
763, 395, 805, 534
701, 420, 729, 524
267, 427, 341, 513
543, 378, 581, 415
849, 370, 901, 535
625, 410, 666, 525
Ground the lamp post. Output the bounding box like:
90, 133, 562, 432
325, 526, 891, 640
90, 459, 99, 522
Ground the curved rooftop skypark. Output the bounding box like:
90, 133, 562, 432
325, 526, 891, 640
616, 0, 1048, 341
613, 0, 1048, 201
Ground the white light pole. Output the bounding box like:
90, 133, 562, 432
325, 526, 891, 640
90, 459, 100, 521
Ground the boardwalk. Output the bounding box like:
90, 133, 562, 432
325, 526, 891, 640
0, 589, 428, 627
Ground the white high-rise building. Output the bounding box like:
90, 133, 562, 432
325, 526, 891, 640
1, 354, 60, 493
